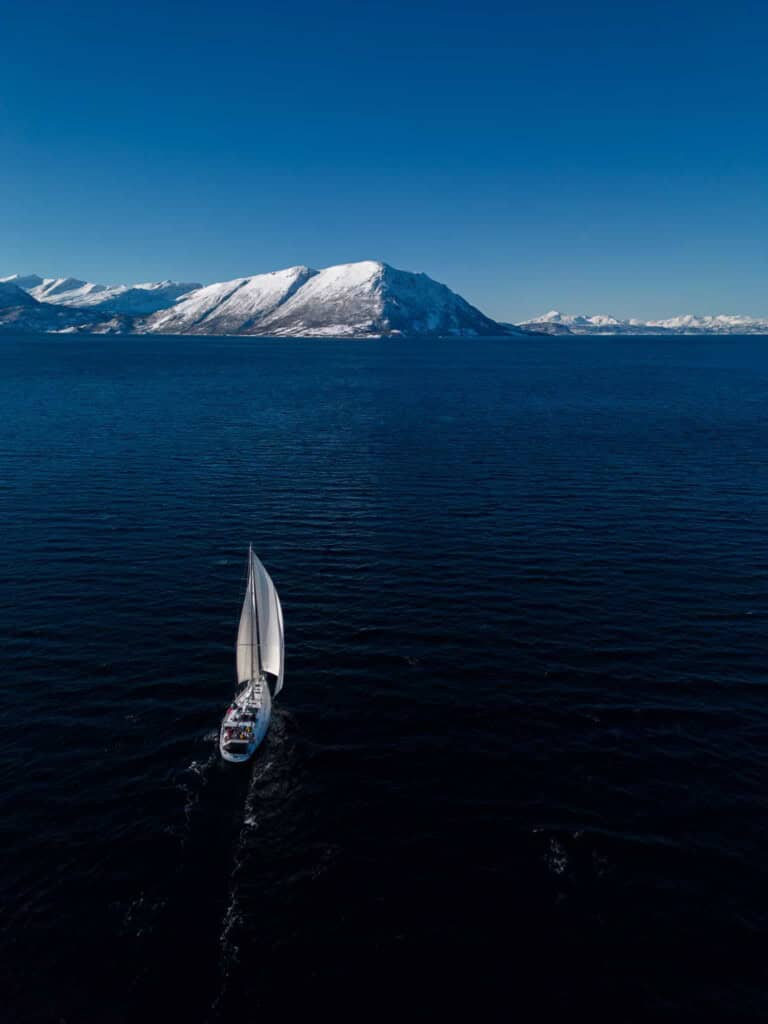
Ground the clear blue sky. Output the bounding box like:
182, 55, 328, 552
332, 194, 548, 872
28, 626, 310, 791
1, 0, 766, 320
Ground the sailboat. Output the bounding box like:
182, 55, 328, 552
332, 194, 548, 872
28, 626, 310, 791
219, 545, 284, 763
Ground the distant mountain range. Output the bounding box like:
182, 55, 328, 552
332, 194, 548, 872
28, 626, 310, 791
518, 310, 768, 335
0, 263, 515, 338
2, 268, 766, 337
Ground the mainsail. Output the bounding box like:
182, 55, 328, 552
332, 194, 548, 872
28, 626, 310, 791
235, 546, 284, 691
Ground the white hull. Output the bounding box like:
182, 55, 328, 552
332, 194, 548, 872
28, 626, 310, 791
219, 679, 272, 763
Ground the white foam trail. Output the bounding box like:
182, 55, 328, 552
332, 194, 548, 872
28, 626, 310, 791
544, 837, 568, 876
177, 746, 218, 837
218, 888, 243, 970
217, 762, 265, 972
214, 711, 292, 1005
121, 890, 168, 938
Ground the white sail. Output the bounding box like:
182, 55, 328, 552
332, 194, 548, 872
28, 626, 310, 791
235, 547, 284, 691
252, 551, 284, 689
274, 592, 284, 696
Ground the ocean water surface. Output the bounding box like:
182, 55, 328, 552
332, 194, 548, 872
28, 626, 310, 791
1, 334, 766, 1021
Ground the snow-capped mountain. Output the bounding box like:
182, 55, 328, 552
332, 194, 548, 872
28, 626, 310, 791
27, 277, 91, 303
519, 310, 768, 335
268, 261, 503, 337
0, 261, 508, 337
5, 265, 766, 337
524, 311, 624, 328
0, 281, 131, 334
641, 313, 768, 332
0, 274, 45, 292
148, 261, 507, 337
5, 275, 202, 315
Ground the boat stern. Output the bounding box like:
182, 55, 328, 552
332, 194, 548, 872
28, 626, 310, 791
218, 688, 272, 762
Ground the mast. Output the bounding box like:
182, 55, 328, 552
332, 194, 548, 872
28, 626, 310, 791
249, 544, 262, 682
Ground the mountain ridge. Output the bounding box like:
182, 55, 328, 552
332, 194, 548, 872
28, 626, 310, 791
3, 266, 766, 337
519, 309, 768, 335
0, 261, 515, 338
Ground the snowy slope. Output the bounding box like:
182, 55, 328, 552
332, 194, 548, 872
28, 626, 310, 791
0, 282, 131, 334
0, 274, 45, 291
253, 261, 505, 337
21, 276, 201, 314
93, 281, 202, 315
148, 266, 316, 334
29, 277, 91, 302
144, 260, 509, 337
256, 261, 385, 336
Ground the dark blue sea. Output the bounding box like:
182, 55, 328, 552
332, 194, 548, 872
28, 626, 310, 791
1, 334, 766, 1022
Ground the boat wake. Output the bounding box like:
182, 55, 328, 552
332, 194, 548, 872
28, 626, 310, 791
532, 827, 614, 889
177, 743, 218, 837
217, 764, 265, 968
120, 889, 169, 939
214, 711, 295, 1008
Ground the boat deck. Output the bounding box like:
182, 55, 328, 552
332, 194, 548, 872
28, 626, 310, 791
220, 683, 267, 752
